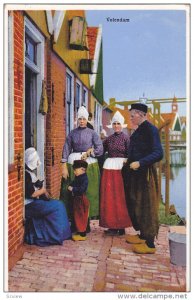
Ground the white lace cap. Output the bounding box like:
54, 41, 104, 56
25, 147, 41, 171
106, 111, 127, 128
77, 106, 89, 120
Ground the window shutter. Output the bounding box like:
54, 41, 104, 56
69, 16, 88, 50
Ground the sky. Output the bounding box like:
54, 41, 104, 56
86, 8, 187, 116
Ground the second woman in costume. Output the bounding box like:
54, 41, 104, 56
100, 111, 132, 235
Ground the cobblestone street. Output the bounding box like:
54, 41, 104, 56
8, 221, 187, 293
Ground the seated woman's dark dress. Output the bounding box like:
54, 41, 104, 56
25, 171, 71, 246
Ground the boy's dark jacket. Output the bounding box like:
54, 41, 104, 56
70, 173, 88, 196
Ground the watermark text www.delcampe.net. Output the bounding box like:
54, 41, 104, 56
118, 293, 188, 299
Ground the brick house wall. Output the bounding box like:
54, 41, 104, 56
45, 50, 93, 198
46, 50, 66, 198
8, 11, 24, 259
8, 9, 95, 268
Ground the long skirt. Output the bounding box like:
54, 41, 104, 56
122, 164, 159, 241
24, 199, 71, 246
100, 158, 132, 229
73, 195, 90, 232
60, 152, 100, 219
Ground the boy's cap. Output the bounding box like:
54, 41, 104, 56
73, 160, 88, 169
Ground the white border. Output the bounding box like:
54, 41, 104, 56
185, 2, 191, 292
3, 6, 9, 293
2, 2, 192, 300
4, 3, 190, 11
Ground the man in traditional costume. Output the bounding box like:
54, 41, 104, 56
122, 103, 163, 254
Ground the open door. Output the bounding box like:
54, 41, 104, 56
25, 67, 37, 150
24, 17, 45, 183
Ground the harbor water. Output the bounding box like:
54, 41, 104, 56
161, 149, 186, 218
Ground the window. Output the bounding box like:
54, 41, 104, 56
76, 81, 82, 112
66, 70, 74, 134
66, 73, 72, 134
25, 34, 37, 64
94, 101, 102, 134
82, 87, 88, 108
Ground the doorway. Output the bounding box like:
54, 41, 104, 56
24, 17, 45, 180
25, 67, 37, 150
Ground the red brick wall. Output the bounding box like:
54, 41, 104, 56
8, 11, 24, 258
46, 51, 66, 198
8, 12, 92, 261
45, 55, 91, 197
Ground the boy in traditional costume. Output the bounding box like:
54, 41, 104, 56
68, 160, 89, 241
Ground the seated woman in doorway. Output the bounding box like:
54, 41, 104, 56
24, 147, 71, 246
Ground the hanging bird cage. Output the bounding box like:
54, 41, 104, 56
80, 59, 94, 74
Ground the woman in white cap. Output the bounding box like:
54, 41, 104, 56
60, 106, 103, 232
25, 147, 71, 246
100, 111, 132, 235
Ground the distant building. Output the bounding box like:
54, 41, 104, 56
102, 97, 186, 144
160, 97, 186, 145
180, 116, 186, 142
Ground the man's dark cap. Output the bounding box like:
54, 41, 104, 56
129, 103, 148, 113
73, 160, 88, 170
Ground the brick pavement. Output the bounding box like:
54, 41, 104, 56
8, 221, 187, 292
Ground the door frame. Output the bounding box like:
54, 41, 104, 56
24, 17, 45, 180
